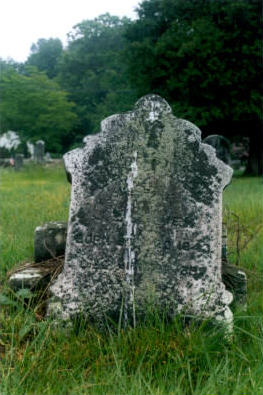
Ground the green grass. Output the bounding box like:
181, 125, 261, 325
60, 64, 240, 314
0, 164, 70, 273
0, 165, 262, 395
224, 177, 263, 272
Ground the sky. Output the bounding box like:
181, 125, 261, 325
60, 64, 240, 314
0, 0, 140, 63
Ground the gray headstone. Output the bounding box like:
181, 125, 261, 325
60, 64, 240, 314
203, 135, 231, 165
34, 140, 45, 164
14, 153, 24, 171
48, 94, 233, 327
44, 152, 52, 162
34, 222, 67, 263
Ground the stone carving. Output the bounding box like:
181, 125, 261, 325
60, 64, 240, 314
34, 140, 45, 164
203, 135, 232, 165
48, 94, 233, 327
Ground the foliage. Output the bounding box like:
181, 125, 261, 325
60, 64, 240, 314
57, 13, 136, 139
124, 0, 262, 173
26, 38, 63, 79
0, 62, 77, 152
0, 166, 262, 394
0, 3, 261, 166
125, 0, 261, 125
0, 164, 70, 271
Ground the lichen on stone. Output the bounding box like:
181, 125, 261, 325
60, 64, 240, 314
48, 94, 233, 328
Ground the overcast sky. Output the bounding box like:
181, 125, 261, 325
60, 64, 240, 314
0, 0, 140, 63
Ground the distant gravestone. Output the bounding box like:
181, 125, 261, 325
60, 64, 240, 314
44, 152, 52, 162
48, 95, 233, 327
14, 153, 24, 171
203, 135, 231, 165
34, 140, 45, 164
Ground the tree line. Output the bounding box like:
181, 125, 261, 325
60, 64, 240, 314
0, 0, 261, 173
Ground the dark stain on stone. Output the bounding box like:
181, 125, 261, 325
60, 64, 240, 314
146, 121, 163, 149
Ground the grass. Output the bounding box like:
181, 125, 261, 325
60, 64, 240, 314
0, 164, 262, 395
0, 164, 70, 273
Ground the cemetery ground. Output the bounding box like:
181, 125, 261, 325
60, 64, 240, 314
0, 163, 262, 395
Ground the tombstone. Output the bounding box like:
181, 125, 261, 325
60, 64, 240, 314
48, 94, 233, 327
44, 152, 53, 163
8, 222, 66, 293
34, 140, 45, 164
203, 135, 231, 165
34, 222, 67, 263
14, 153, 24, 171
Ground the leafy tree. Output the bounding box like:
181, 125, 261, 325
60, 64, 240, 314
125, 0, 262, 174
26, 38, 63, 78
0, 62, 77, 152
58, 13, 136, 141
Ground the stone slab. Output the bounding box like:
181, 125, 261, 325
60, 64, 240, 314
48, 94, 233, 326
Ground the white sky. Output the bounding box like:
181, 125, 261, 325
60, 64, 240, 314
0, 0, 140, 63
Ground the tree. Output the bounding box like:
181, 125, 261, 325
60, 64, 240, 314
58, 14, 136, 140
0, 62, 77, 153
26, 38, 63, 79
125, 0, 262, 174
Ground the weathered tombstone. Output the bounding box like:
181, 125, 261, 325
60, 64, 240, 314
14, 153, 24, 171
34, 140, 45, 164
48, 94, 233, 327
34, 222, 67, 263
203, 135, 231, 165
44, 152, 53, 163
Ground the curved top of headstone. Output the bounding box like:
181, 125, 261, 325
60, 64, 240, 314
203, 134, 231, 148
79, 94, 173, 164
65, 95, 232, 191
134, 94, 172, 119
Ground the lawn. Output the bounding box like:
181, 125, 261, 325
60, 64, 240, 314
0, 164, 262, 395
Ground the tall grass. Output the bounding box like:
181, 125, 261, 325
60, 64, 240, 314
0, 165, 262, 395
